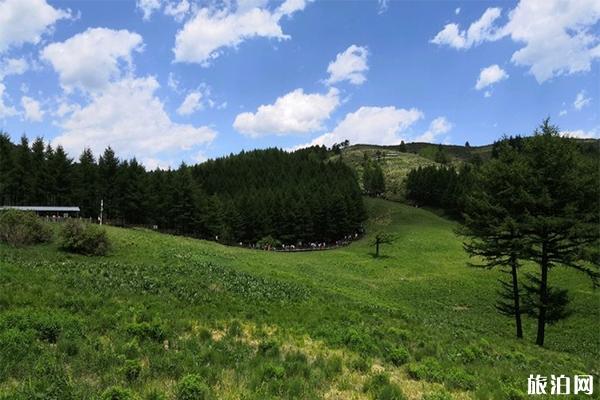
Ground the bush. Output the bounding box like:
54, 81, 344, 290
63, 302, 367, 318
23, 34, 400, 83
256, 235, 282, 249
175, 374, 211, 400
125, 321, 166, 342
386, 345, 410, 366
59, 219, 110, 255
363, 373, 406, 400
102, 386, 137, 400
0, 210, 52, 246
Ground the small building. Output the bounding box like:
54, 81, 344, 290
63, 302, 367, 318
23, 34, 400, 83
0, 206, 81, 218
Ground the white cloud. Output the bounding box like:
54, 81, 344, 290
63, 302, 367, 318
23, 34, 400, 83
177, 91, 203, 115
326, 45, 369, 85
0, 0, 70, 53
573, 90, 591, 110
137, 0, 161, 20
0, 57, 28, 78
430, 7, 502, 49
52, 76, 217, 160
0, 83, 17, 118
378, 0, 389, 14
41, 28, 143, 93
21, 96, 44, 122
431, 0, 600, 83
414, 116, 453, 142
173, 0, 310, 64
455, 7, 461, 15
298, 106, 424, 148
164, 0, 190, 21
559, 109, 567, 116
504, 0, 600, 82
233, 87, 340, 137
475, 64, 508, 91
561, 129, 599, 139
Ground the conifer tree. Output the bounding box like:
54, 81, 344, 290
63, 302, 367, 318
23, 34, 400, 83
519, 120, 599, 346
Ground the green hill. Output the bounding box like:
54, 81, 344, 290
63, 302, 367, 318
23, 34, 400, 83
1, 198, 597, 399
332, 145, 439, 200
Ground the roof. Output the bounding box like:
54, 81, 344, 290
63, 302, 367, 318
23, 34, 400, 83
0, 206, 81, 212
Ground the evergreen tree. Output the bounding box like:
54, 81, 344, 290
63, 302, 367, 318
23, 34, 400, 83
98, 147, 119, 220
30, 137, 48, 205
461, 141, 529, 338
519, 120, 599, 346
74, 148, 98, 218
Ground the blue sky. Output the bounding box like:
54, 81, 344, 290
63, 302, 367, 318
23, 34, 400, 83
0, 0, 598, 168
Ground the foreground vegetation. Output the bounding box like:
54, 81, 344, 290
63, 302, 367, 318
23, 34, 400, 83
1, 198, 598, 399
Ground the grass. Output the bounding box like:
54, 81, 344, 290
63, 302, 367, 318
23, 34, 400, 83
0, 198, 598, 399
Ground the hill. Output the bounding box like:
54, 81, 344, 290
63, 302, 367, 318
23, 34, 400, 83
1, 198, 597, 399
334, 138, 599, 201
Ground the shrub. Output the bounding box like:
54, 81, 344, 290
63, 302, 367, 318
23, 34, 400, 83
125, 321, 166, 342
256, 235, 281, 249
59, 219, 110, 255
363, 373, 406, 400
386, 345, 410, 366
102, 386, 137, 400
0, 210, 52, 246
175, 374, 211, 400
123, 359, 142, 382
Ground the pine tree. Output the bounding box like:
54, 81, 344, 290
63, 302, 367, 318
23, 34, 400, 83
74, 148, 98, 218
519, 120, 599, 346
461, 141, 529, 338
98, 147, 119, 220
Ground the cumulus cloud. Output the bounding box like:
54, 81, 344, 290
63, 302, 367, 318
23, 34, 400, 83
233, 88, 340, 137
561, 129, 599, 139
177, 91, 203, 115
573, 90, 591, 110
0, 0, 70, 53
52, 76, 217, 160
21, 96, 44, 122
297, 106, 424, 148
431, 0, 600, 83
430, 7, 502, 49
164, 0, 190, 21
414, 116, 453, 142
0, 83, 17, 118
0, 57, 28, 78
504, 0, 600, 82
475, 64, 508, 91
136, 0, 161, 20
42, 28, 143, 93
173, 0, 310, 64
326, 45, 369, 85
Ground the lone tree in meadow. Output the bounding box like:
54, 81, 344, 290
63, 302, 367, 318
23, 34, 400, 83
372, 232, 394, 257
461, 140, 530, 339
518, 120, 599, 346
462, 119, 599, 346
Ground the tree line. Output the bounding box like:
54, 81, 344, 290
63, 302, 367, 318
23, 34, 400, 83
0, 134, 365, 245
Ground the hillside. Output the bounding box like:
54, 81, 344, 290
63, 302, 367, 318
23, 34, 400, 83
332, 145, 439, 201
1, 198, 598, 399
334, 139, 599, 201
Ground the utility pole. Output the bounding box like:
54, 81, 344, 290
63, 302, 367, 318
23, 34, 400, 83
99, 199, 104, 225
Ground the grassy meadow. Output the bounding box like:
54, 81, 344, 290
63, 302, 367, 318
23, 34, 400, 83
0, 198, 598, 399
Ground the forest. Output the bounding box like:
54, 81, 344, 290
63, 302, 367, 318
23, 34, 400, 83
0, 135, 365, 246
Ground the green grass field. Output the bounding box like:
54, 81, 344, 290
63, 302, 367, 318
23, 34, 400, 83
0, 198, 598, 399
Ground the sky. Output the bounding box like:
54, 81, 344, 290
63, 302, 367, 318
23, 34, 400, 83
0, 0, 598, 169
